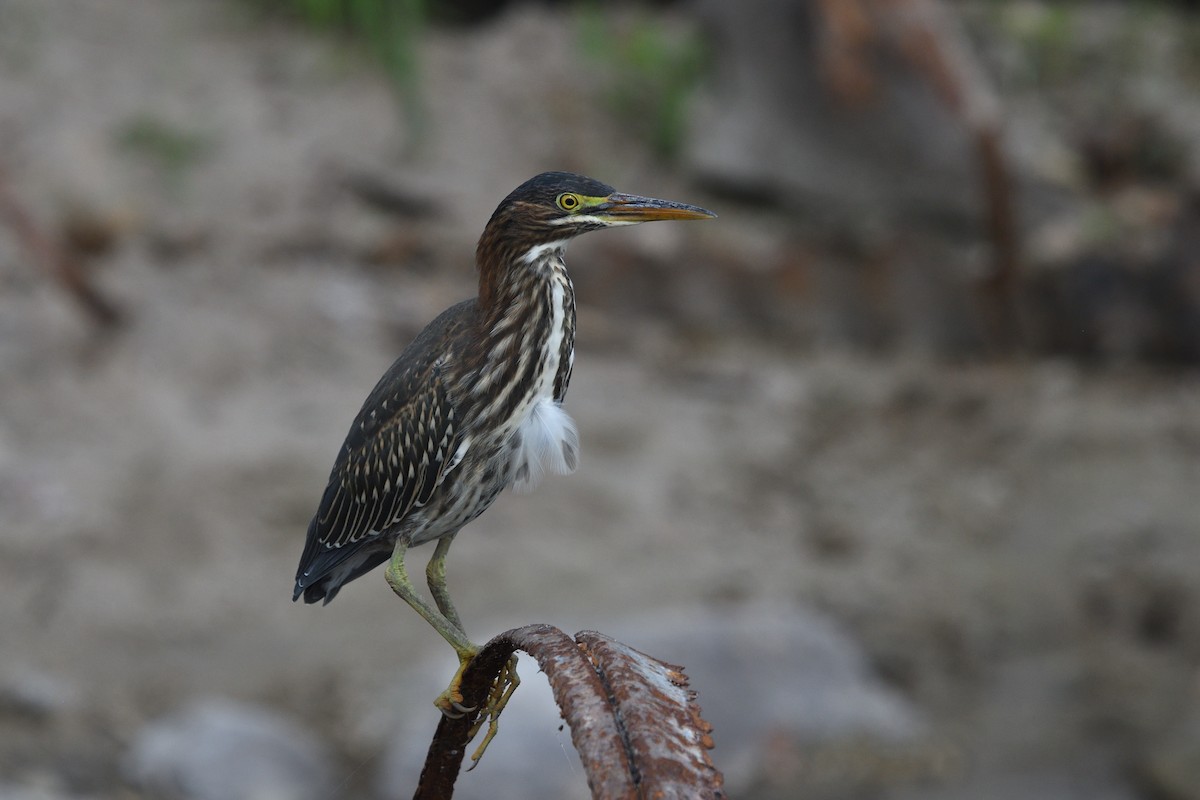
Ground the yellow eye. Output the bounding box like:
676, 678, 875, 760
556, 193, 581, 211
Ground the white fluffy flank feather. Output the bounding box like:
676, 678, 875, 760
511, 398, 579, 492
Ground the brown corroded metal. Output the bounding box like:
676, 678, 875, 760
413, 624, 638, 800
577, 632, 725, 800
412, 624, 724, 800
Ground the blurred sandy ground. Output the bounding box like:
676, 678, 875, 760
2, 1, 1200, 798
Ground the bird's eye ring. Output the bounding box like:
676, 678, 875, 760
556, 193, 581, 211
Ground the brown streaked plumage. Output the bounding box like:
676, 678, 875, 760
292, 172, 714, 758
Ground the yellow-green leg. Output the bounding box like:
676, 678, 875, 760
385, 538, 477, 715
425, 535, 522, 741
387, 536, 520, 762
425, 534, 465, 634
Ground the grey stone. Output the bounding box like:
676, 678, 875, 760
123, 698, 333, 800
886, 767, 1141, 800
1138, 710, 1200, 800
0, 782, 87, 800
0, 669, 77, 721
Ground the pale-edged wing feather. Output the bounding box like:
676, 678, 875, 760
294, 301, 474, 600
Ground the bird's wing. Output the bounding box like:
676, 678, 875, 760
293, 300, 479, 602
293, 348, 467, 603
313, 357, 462, 554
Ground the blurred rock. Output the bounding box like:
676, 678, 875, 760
1138, 709, 1200, 800
376, 603, 923, 800
1024, 191, 1200, 363
122, 698, 333, 800
887, 766, 1141, 800
0, 782, 91, 800
0, 670, 77, 722
144, 219, 213, 264
1077, 113, 1190, 193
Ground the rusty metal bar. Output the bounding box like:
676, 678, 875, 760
412, 625, 724, 800
413, 624, 636, 800
576, 632, 724, 800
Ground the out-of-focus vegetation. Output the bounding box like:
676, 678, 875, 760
114, 114, 214, 195
250, 0, 425, 117
980, 2, 1200, 94
255, 0, 710, 158
576, 4, 707, 159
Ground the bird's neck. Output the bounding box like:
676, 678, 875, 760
475, 239, 571, 328
465, 241, 576, 427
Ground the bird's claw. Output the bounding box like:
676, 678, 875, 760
465, 654, 521, 770
438, 699, 478, 720
433, 688, 476, 719
431, 650, 520, 768
432, 643, 481, 719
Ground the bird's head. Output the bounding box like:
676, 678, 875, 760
479, 171, 716, 258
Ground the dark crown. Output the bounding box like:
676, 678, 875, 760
499, 172, 614, 209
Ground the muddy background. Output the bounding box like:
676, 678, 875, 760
3, 1, 1200, 798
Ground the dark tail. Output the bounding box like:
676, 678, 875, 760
293, 540, 390, 606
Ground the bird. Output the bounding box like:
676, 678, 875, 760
293, 171, 714, 754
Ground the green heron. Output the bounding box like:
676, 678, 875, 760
293, 171, 714, 751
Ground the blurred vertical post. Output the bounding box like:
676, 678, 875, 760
816, 0, 1023, 351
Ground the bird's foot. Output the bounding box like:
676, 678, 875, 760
433, 646, 480, 719
432, 649, 521, 767
465, 654, 521, 770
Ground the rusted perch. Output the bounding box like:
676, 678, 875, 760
413, 624, 725, 800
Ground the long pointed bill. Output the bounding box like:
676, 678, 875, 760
592, 192, 716, 224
